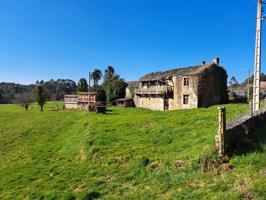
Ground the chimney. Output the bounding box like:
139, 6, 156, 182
212, 58, 220, 65
201, 61, 206, 65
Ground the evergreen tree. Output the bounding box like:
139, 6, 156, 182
102, 66, 127, 103
91, 69, 102, 91
229, 76, 239, 87
77, 78, 88, 92
35, 84, 46, 111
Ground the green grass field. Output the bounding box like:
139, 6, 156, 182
0, 102, 265, 199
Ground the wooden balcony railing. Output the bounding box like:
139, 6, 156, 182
135, 86, 172, 95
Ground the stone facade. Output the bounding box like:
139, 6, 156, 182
130, 58, 228, 111
134, 95, 165, 111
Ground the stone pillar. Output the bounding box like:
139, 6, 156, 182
215, 107, 226, 157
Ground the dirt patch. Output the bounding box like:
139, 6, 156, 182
262, 168, 266, 178
174, 160, 185, 168
80, 147, 86, 161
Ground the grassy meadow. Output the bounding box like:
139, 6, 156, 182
0, 102, 265, 199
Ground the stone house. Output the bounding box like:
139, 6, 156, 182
129, 58, 228, 111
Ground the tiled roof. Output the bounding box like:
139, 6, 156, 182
139, 63, 215, 81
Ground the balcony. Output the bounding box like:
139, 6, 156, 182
135, 86, 172, 95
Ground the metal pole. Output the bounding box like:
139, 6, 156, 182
253, 0, 263, 112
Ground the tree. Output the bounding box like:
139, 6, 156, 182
241, 73, 266, 86
0, 82, 34, 103
35, 84, 46, 111
0, 80, 76, 103
102, 66, 127, 103
108, 76, 127, 102
229, 76, 239, 87
14, 92, 34, 110
248, 86, 253, 101
91, 69, 102, 91
46, 79, 76, 100
103, 66, 115, 103
104, 66, 115, 81
77, 78, 88, 92
0, 89, 3, 103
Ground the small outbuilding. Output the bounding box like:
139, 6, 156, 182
115, 98, 135, 107
64, 92, 97, 110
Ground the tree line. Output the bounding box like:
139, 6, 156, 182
228, 73, 266, 88
0, 79, 76, 104
0, 65, 127, 111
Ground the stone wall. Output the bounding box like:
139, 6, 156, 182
179, 75, 198, 109
215, 107, 266, 156
169, 76, 178, 110
134, 95, 164, 111
198, 65, 228, 107
125, 88, 133, 98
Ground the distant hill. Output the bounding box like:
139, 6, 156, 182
0, 82, 34, 103
0, 79, 77, 103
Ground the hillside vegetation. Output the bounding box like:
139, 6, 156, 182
0, 103, 265, 199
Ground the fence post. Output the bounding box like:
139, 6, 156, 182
215, 107, 226, 157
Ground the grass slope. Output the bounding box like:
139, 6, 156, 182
0, 102, 265, 199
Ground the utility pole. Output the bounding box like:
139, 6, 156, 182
88, 72, 91, 111
253, 0, 263, 112
248, 68, 251, 101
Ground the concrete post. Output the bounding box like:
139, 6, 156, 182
216, 107, 226, 157
253, 0, 263, 112
250, 102, 253, 116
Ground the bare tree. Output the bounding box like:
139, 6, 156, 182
14, 92, 34, 111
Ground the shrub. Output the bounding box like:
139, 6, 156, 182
82, 191, 100, 200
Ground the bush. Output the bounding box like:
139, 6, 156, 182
82, 191, 100, 200
139, 156, 150, 167
64, 193, 76, 200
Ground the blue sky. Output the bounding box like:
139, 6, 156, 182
0, 0, 264, 84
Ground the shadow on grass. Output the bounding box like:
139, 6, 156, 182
229, 123, 266, 156
95, 108, 119, 115
250, 123, 266, 152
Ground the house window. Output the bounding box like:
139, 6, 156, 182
183, 95, 189, 105
183, 77, 189, 86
